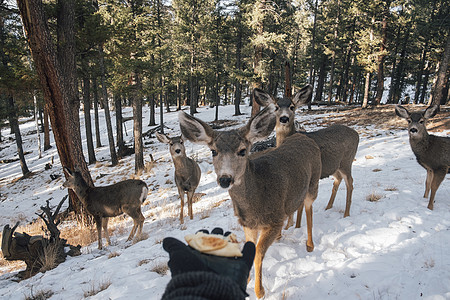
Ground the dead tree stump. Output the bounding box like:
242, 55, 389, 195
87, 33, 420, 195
1, 196, 81, 279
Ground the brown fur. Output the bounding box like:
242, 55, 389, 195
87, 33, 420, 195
395, 105, 450, 209
254, 86, 359, 228
179, 106, 321, 298
63, 168, 147, 249
156, 133, 201, 223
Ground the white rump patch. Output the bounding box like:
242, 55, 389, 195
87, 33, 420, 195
140, 187, 148, 203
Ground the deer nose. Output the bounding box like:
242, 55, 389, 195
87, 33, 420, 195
410, 128, 418, 133
175, 149, 181, 154
218, 176, 233, 189
280, 116, 289, 123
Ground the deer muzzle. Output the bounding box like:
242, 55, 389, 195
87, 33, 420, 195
218, 176, 233, 189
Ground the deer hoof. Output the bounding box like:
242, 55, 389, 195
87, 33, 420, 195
255, 285, 265, 299
307, 244, 314, 252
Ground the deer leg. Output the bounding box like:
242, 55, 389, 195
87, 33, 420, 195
94, 216, 103, 250
243, 226, 259, 284
326, 170, 343, 211
254, 224, 283, 299
285, 214, 294, 230
424, 169, 433, 198
295, 202, 304, 228
187, 190, 194, 220
427, 168, 446, 210
178, 187, 185, 224
341, 171, 353, 218
304, 194, 315, 252
137, 211, 145, 237
102, 217, 110, 246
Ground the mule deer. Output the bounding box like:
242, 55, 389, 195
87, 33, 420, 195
179, 105, 321, 298
156, 133, 201, 223
395, 105, 449, 210
62, 168, 148, 249
254, 86, 359, 227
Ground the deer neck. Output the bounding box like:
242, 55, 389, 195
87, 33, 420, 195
276, 124, 295, 147
71, 181, 91, 206
409, 131, 430, 157
172, 155, 189, 172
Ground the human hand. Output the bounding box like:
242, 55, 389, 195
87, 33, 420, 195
163, 227, 255, 293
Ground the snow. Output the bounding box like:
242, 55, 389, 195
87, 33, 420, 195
0, 103, 449, 299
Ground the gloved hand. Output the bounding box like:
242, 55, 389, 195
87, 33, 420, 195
163, 227, 255, 293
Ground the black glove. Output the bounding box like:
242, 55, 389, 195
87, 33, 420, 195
163, 227, 255, 293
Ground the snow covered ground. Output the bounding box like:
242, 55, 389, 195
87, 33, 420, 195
0, 103, 449, 300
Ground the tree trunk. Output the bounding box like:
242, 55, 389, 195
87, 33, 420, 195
362, 72, 371, 108
114, 94, 125, 155
284, 61, 292, 98
430, 34, 450, 106
17, 0, 93, 222
43, 104, 51, 150
374, 0, 390, 105
33, 93, 42, 159
98, 46, 118, 166
314, 55, 327, 103
92, 76, 102, 148
9, 96, 30, 176
149, 93, 156, 126
413, 40, 429, 104
133, 76, 144, 174
82, 74, 96, 165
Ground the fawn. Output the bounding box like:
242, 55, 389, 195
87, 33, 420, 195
179, 105, 321, 298
395, 105, 449, 210
253, 86, 359, 228
62, 168, 147, 249
156, 132, 201, 223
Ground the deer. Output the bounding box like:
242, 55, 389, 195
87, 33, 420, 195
62, 167, 148, 249
178, 105, 321, 298
253, 86, 359, 229
156, 132, 201, 224
395, 105, 450, 210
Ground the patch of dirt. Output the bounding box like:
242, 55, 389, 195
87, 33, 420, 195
303, 104, 450, 132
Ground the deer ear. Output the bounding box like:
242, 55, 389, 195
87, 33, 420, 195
242, 104, 276, 143
292, 85, 313, 107
63, 167, 73, 177
253, 88, 275, 106
156, 132, 170, 144
395, 105, 410, 119
179, 111, 214, 145
424, 105, 439, 119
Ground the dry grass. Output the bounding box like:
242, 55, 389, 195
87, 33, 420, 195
60, 224, 98, 247
108, 252, 120, 259
384, 186, 398, 191
137, 259, 151, 266
366, 192, 384, 202
133, 232, 149, 244
144, 160, 156, 173
83, 279, 112, 298
24, 288, 54, 300
151, 262, 168, 275
38, 243, 60, 273
372, 168, 382, 172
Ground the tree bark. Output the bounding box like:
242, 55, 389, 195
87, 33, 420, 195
114, 94, 124, 153
133, 76, 144, 174
82, 73, 96, 164
92, 76, 102, 148
43, 104, 51, 150
374, 0, 390, 105
430, 34, 450, 106
98, 46, 118, 166
9, 96, 30, 176
17, 0, 93, 221
362, 72, 371, 108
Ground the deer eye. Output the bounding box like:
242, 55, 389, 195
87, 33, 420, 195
419, 119, 424, 124
211, 150, 218, 157
237, 149, 246, 157
290, 105, 295, 111
275, 105, 279, 111
407, 119, 412, 124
